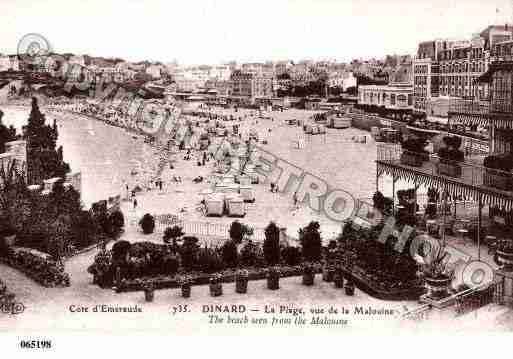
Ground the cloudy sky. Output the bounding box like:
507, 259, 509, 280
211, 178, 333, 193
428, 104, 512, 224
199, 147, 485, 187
1, 0, 512, 64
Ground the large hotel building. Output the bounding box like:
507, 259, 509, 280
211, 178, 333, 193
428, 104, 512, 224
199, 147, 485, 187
413, 25, 513, 116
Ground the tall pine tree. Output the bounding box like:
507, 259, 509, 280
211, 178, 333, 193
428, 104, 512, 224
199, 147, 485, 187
24, 97, 70, 184
0, 110, 18, 153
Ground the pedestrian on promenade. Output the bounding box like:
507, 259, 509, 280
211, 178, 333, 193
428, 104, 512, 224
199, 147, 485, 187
133, 198, 138, 209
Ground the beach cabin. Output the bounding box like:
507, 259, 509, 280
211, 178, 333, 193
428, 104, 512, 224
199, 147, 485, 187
215, 182, 229, 193
222, 174, 235, 184
331, 116, 352, 129
216, 127, 227, 137
206, 193, 224, 217
237, 175, 252, 186
239, 185, 255, 203
226, 183, 240, 194
200, 189, 213, 202
226, 194, 245, 217
370, 126, 382, 141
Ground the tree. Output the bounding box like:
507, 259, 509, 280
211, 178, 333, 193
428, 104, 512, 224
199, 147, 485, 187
221, 239, 238, 268
163, 225, 184, 245
229, 221, 244, 244
263, 221, 280, 265
0, 110, 18, 153
24, 97, 70, 184
139, 213, 155, 234
299, 221, 322, 262
109, 210, 125, 237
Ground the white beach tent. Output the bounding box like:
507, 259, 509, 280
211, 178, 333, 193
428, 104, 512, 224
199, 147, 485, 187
206, 193, 225, 216
226, 194, 245, 217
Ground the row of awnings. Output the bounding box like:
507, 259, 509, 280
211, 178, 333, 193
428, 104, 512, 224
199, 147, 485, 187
449, 112, 513, 129
376, 161, 513, 211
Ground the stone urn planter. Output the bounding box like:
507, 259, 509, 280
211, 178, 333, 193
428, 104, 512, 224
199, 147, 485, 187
181, 284, 191, 298
333, 269, 344, 289
267, 268, 280, 290
322, 265, 335, 282
179, 277, 192, 298
424, 276, 452, 300
4, 234, 16, 247
438, 162, 462, 178
235, 270, 249, 294
496, 249, 513, 270
302, 264, 315, 286
345, 281, 355, 296
209, 274, 223, 297
143, 283, 155, 302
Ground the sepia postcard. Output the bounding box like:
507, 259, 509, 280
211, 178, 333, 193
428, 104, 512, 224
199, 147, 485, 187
1, 0, 513, 354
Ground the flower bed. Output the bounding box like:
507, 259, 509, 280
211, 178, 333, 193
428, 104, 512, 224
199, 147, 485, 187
338, 222, 424, 300
0, 247, 70, 287
115, 264, 322, 293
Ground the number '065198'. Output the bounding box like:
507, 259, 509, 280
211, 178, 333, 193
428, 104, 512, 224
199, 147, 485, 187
20, 340, 52, 349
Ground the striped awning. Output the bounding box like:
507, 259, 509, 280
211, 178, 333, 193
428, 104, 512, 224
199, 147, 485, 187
491, 116, 513, 129
376, 161, 513, 211
448, 113, 490, 127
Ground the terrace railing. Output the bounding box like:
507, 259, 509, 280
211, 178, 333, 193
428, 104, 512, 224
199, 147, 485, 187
448, 98, 490, 116
377, 144, 513, 193
453, 279, 504, 317
399, 304, 432, 322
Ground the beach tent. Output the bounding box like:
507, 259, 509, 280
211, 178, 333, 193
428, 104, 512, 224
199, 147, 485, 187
206, 193, 224, 216
226, 194, 245, 217
239, 185, 255, 202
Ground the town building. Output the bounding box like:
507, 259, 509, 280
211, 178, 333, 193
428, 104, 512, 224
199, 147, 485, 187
327, 71, 357, 91
357, 63, 413, 117
229, 70, 274, 99
376, 40, 513, 287
0, 55, 19, 72
146, 64, 163, 79
413, 25, 513, 115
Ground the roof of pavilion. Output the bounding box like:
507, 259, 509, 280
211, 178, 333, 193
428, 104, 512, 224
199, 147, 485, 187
376, 160, 513, 211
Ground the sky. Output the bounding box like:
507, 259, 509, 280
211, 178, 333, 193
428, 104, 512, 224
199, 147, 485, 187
1, 0, 512, 65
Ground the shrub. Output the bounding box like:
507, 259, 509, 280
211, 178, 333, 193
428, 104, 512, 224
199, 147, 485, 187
196, 246, 225, 273
401, 137, 428, 154
112, 240, 131, 263
239, 240, 265, 267
281, 246, 302, 266
161, 249, 179, 275
263, 221, 280, 265
372, 191, 385, 210
438, 136, 464, 163
163, 225, 184, 245
109, 210, 125, 235
484, 154, 513, 172
228, 221, 244, 243
180, 236, 200, 272
438, 147, 464, 163
299, 221, 322, 262
3, 248, 70, 287
221, 240, 238, 268
71, 210, 100, 249
139, 213, 155, 234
